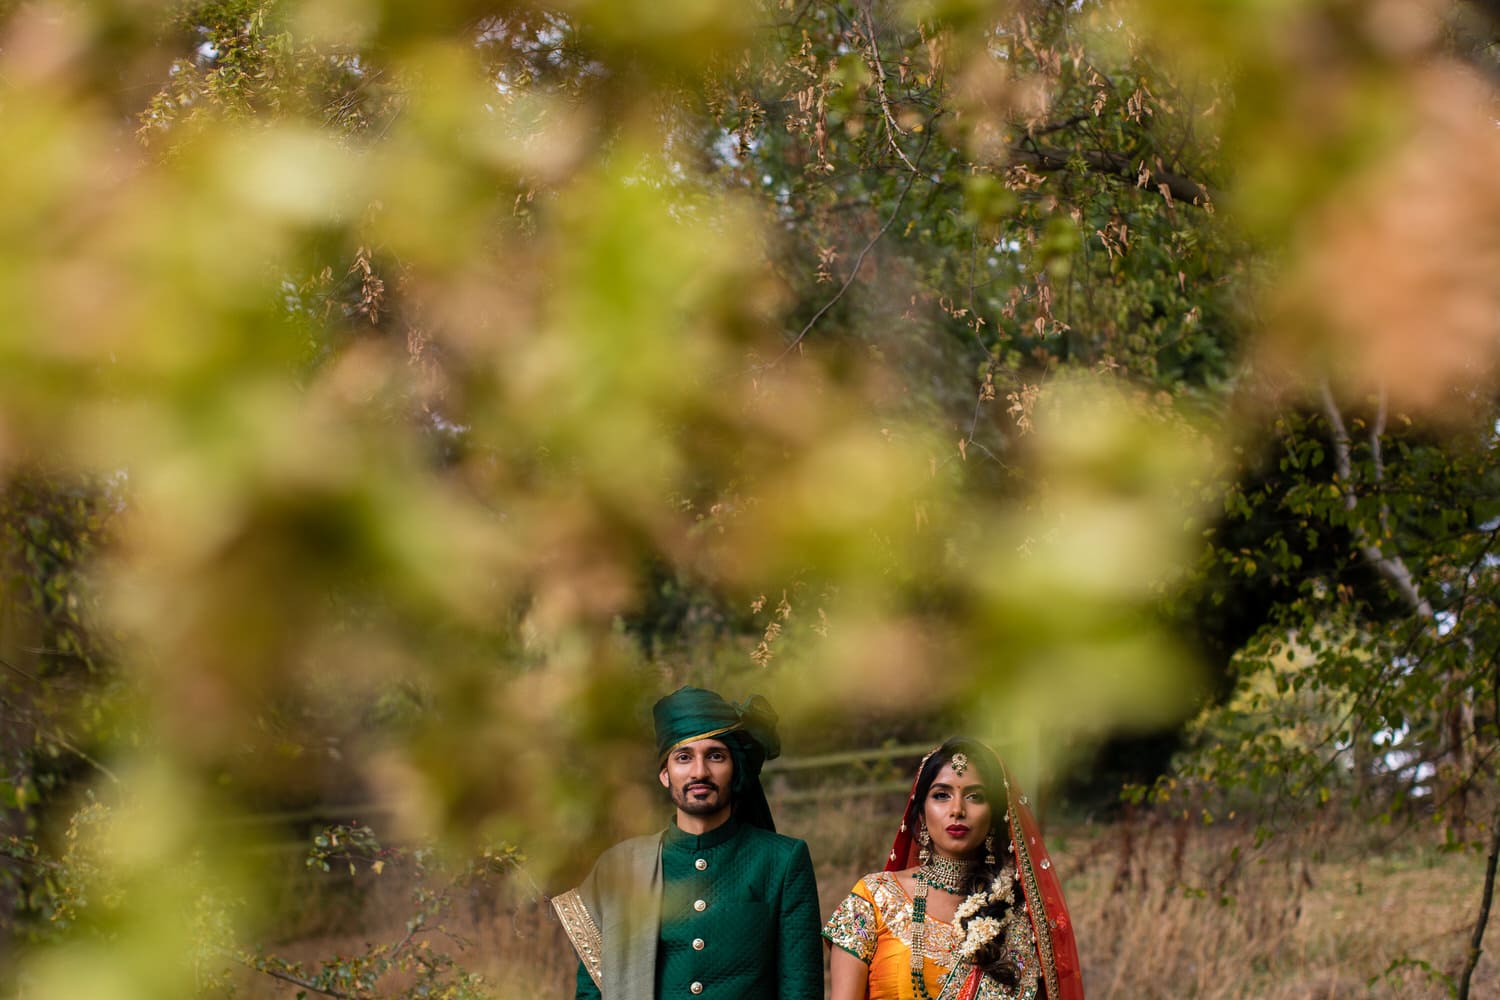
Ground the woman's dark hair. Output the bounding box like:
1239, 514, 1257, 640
916, 738, 1024, 990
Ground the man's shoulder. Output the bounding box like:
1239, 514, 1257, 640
735, 824, 811, 861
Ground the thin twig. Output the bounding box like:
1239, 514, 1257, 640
1371, 384, 1391, 541
1029, 113, 1089, 138
50, 737, 120, 785
1319, 380, 1432, 617
859, 1, 919, 175
763, 135, 932, 367
0, 655, 119, 783
0, 654, 41, 685
234, 956, 359, 1000
1458, 804, 1500, 1000
1008, 143, 1217, 208
385, 914, 423, 963
20, 646, 91, 661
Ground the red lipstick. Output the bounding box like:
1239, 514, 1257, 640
946, 825, 970, 837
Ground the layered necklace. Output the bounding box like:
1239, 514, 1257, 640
913, 854, 976, 893
909, 854, 979, 1000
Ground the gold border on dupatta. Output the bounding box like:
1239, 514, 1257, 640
1005, 777, 1060, 1000
551, 888, 604, 990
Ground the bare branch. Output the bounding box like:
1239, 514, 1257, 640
0, 654, 41, 685
1322, 379, 1477, 837
763, 134, 933, 367
1009, 144, 1217, 209
1458, 804, 1500, 1000
0, 653, 121, 784
1319, 380, 1434, 619
858, 0, 920, 175
234, 956, 359, 1000
1028, 114, 1090, 138
1371, 384, 1391, 542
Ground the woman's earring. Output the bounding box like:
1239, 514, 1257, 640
917, 824, 932, 864
984, 833, 997, 865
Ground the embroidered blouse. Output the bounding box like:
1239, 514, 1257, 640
823, 871, 1041, 1000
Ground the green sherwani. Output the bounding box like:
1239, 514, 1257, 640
554, 817, 823, 1000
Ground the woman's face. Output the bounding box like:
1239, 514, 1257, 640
922, 757, 993, 861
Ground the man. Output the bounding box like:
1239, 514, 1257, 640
552, 686, 823, 1000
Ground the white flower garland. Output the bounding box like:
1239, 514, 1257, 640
956, 916, 1004, 961
953, 868, 1019, 962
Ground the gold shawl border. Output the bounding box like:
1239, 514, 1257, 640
551, 888, 603, 990
1005, 783, 1059, 1000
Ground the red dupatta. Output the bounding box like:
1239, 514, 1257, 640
885, 747, 1084, 1000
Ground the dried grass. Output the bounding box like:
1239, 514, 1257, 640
239, 798, 1499, 999
1044, 807, 1497, 1000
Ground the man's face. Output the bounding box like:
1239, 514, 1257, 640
659, 738, 735, 821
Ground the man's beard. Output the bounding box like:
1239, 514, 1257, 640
671, 780, 730, 816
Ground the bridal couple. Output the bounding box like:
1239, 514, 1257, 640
551, 687, 1083, 1000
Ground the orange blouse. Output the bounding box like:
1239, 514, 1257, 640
824, 872, 966, 1000
824, 872, 1041, 1000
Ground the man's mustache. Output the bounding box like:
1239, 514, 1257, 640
683, 781, 720, 793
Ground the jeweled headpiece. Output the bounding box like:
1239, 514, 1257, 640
950, 752, 970, 776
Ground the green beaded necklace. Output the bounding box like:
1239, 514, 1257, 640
908, 857, 978, 1000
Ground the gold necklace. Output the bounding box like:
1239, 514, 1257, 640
913, 854, 977, 894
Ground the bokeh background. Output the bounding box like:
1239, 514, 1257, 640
1, 0, 1498, 997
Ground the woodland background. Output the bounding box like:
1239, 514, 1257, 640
1, 0, 1499, 997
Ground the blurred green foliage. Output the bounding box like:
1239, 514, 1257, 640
0, 0, 1496, 996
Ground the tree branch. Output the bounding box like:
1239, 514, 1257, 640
1319, 380, 1434, 619
1370, 384, 1391, 541
1028, 114, 1090, 138
859, 0, 919, 175
234, 956, 359, 1000
764, 134, 932, 366
1009, 144, 1217, 209
1458, 804, 1500, 1000
0, 654, 41, 685
0, 652, 122, 784
1322, 380, 1477, 836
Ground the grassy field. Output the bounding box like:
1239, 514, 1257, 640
1047, 811, 1497, 998
242, 796, 1500, 999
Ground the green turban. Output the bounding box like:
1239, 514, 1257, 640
653, 686, 782, 832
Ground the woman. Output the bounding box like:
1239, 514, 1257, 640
823, 739, 1083, 1000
